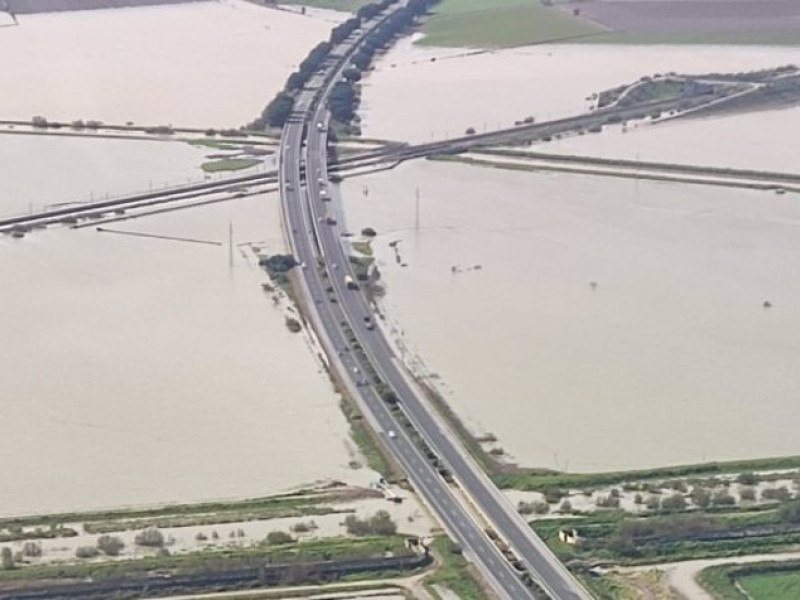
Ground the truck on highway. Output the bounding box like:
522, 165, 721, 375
345, 275, 359, 290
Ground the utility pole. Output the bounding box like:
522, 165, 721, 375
414, 187, 420, 233
228, 221, 234, 269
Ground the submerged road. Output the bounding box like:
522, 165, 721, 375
279, 4, 591, 600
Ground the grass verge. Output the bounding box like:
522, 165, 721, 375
201, 158, 261, 173
425, 536, 490, 600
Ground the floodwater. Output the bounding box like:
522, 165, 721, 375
0, 1, 338, 127
342, 160, 800, 472
347, 39, 800, 472
0, 2, 377, 517
359, 37, 800, 143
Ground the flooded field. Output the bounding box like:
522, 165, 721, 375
0, 1, 376, 517
0, 1, 337, 127
348, 40, 800, 472
0, 136, 373, 516
543, 106, 800, 172
359, 38, 799, 144
342, 160, 800, 472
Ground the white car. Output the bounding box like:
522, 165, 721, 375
387, 430, 397, 439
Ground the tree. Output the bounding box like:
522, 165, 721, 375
263, 92, 295, 128
1, 547, 13, 570
134, 527, 165, 547
690, 487, 712, 508
97, 535, 124, 556
369, 510, 397, 535
266, 530, 295, 545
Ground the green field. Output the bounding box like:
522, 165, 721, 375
739, 572, 800, 599
201, 158, 261, 173
418, 0, 600, 48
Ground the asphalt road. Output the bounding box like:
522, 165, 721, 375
278, 9, 592, 600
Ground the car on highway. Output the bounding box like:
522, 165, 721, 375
387, 430, 397, 439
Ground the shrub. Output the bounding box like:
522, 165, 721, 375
596, 495, 621, 509
779, 501, 800, 523
344, 510, 397, 536
195, 532, 208, 542
711, 490, 736, 506
737, 472, 759, 486
762, 486, 792, 503
134, 527, 164, 548
75, 546, 99, 559
739, 487, 757, 502
266, 530, 295, 545
690, 487, 712, 508
661, 493, 687, 511
646, 495, 661, 510
1, 547, 13, 570
518, 501, 549, 516
21, 542, 42, 557
97, 535, 124, 556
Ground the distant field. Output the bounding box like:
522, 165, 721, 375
739, 571, 800, 599
417, 0, 800, 47
418, 0, 602, 48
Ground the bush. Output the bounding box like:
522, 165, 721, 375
75, 546, 100, 559
543, 488, 567, 504
1, 547, 14, 570
195, 532, 208, 542
21, 542, 42, 557
737, 472, 759, 486
558, 499, 573, 514
779, 501, 800, 523
266, 530, 295, 545
646, 495, 661, 510
762, 486, 792, 503
344, 510, 397, 536
739, 487, 757, 502
596, 495, 621, 509
690, 487, 712, 508
518, 501, 549, 515
134, 527, 164, 548
97, 535, 124, 556
661, 493, 687, 511
711, 490, 736, 506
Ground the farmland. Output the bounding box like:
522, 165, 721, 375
417, 0, 800, 48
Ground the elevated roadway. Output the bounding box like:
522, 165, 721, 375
279, 6, 592, 600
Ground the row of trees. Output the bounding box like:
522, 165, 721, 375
255, 0, 440, 129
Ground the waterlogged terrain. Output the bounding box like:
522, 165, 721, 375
0, 135, 374, 516
342, 159, 800, 472
0, 2, 377, 516
349, 40, 800, 472
359, 39, 800, 143
0, 1, 337, 127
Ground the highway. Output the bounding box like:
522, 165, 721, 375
278, 6, 591, 600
